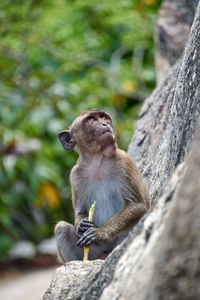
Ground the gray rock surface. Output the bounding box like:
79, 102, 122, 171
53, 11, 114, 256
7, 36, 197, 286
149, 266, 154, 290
43, 261, 103, 300
150, 129, 200, 300
155, 0, 198, 84
43, 2, 200, 299
128, 0, 200, 200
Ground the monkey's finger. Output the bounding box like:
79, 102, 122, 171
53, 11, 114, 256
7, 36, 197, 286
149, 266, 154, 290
76, 227, 96, 246
77, 222, 93, 235
79, 220, 94, 227
84, 236, 96, 246
77, 233, 96, 247
79, 228, 97, 245
76, 236, 84, 246
76, 228, 84, 236
76, 231, 94, 246
76, 227, 91, 237
76, 227, 90, 237
76, 236, 87, 247
79, 224, 93, 230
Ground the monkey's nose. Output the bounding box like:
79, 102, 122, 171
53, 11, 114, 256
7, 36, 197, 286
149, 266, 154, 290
101, 122, 107, 127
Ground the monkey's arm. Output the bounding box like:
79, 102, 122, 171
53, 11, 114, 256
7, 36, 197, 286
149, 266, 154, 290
100, 201, 147, 238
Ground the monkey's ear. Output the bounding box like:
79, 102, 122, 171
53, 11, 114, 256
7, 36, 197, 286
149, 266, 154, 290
58, 130, 76, 150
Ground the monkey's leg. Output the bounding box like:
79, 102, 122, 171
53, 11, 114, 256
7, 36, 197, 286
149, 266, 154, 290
54, 221, 104, 262
55, 221, 82, 262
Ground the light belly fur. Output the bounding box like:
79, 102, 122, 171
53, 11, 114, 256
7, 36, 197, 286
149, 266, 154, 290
80, 178, 124, 228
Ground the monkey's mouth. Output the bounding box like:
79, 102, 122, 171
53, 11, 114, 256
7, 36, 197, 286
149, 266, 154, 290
99, 129, 112, 136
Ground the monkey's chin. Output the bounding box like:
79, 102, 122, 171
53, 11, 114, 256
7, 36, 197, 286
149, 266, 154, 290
98, 132, 115, 143
103, 144, 116, 157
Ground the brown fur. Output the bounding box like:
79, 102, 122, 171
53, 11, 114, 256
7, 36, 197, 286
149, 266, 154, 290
55, 109, 150, 262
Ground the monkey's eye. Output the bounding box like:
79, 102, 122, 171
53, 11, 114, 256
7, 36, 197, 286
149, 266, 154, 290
100, 115, 107, 121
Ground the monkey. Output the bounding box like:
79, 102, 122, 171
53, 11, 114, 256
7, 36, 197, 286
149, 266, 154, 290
55, 109, 150, 262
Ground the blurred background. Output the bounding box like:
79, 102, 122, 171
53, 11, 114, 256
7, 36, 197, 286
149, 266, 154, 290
0, 0, 161, 287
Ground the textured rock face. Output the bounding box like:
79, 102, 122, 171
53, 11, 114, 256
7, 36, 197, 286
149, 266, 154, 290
128, 0, 200, 200
43, 2, 200, 300
43, 261, 103, 300
150, 131, 200, 300
155, 0, 199, 84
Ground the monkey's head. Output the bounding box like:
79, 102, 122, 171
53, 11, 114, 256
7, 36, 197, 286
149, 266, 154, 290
58, 109, 116, 157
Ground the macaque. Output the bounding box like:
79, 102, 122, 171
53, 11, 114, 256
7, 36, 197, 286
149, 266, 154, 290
55, 109, 150, 262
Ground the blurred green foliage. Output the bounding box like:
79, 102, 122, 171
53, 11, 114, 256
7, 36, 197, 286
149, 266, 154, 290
0, 0, 161, 259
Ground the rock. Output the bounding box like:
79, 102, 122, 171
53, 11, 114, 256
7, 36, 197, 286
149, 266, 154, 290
37, 237, 57, 256
9, 240, 36, 259
43, 261, 103, 300
155, 0, 199, 84
150, 128, 200, 299
128, 0, 200, 201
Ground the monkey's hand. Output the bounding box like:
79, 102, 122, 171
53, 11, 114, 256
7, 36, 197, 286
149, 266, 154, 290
76, 218, 94, 237
76, 227, 104, 247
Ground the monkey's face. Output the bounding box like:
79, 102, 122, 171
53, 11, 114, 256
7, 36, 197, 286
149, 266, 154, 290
84, 111, 114, 142
76, 110, 116, 155
58, 110, 116, 156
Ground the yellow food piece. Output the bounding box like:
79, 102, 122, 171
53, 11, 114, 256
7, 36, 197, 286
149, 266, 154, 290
83, 200, 96, 261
